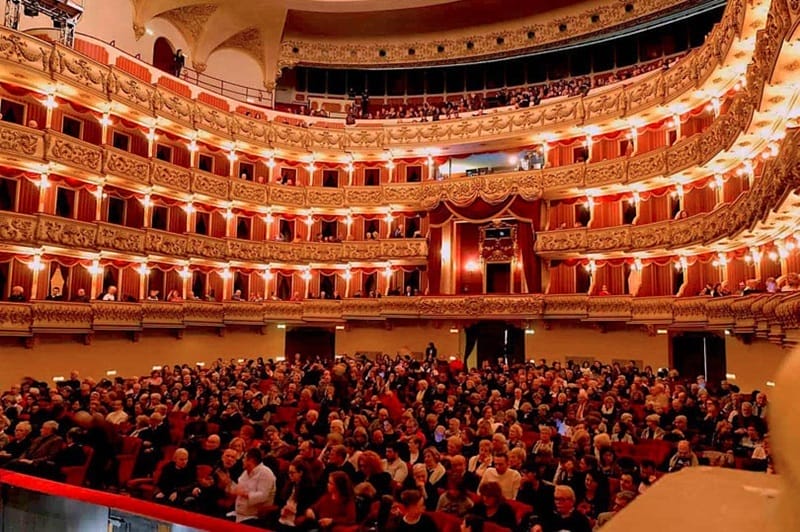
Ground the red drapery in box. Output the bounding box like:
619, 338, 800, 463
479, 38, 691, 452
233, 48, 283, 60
592, 263, 626, 295
637, 263, 674, 297
429, 197, 540, 225
547, 262, 576, 294
428, 226, 442, 295
517, 221, 540, 293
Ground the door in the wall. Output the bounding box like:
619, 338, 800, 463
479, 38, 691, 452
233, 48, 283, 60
285, 326, 335, 363
671, 332, 726, 390
473, 321, 525, 367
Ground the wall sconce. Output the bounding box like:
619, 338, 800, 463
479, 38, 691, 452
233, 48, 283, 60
86, 259, 102, 275
383, 265, 393, 278
187, 139, 199, 153
342, 267, 352, 281
264, 209, 273, 224
179, 265, 191, 279
633, 258, 643, 272
301, 268, 312, 281
28, 251, 45, 272
266, 157, 276, 169
465, 259, 480, 273
37, 172, 50, 189
43, 91, 58, 110
136, 262, 150, 276
184, 202, 195, 214
99, 112, 112, 127
220, 266, 232, 280
584, 260, 597, 274
146, 127, 158, 142
262, 268, 273, 281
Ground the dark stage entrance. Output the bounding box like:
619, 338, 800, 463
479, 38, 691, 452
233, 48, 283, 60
285, 326, 335, 363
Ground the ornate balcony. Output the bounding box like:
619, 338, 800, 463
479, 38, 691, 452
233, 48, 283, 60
0, 211, 428, 265
0, 0, 746, 153
1, 292, 799, 345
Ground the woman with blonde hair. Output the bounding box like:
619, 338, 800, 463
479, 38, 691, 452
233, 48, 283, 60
356, 450, 393, 496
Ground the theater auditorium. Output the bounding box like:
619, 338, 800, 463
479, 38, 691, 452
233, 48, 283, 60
0, 0, 798, 530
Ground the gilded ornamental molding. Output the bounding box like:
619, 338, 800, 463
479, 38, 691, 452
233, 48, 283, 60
2, 291, 800, 345
0, 211, 429, 265
0, 0, 745, 153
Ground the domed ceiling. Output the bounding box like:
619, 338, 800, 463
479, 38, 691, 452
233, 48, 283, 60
129, 0, 708, 85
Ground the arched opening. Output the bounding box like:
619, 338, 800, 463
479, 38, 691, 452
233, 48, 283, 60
153, 37, 176, 75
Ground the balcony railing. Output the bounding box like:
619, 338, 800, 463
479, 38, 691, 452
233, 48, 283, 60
0, 211, 429, 265
1, 292, 799, 345
0, 0, 747, 151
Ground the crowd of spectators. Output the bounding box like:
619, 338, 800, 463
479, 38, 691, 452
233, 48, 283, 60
0, 350, 773, 530
698, 273, 800, 297
289, 56, 683, 124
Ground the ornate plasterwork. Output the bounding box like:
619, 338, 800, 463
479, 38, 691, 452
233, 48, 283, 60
217, 27, 264, 63
0, 0, 745, 153
3, 292, 800, 344
158, 4, 219, 47
280, 0, 702, 68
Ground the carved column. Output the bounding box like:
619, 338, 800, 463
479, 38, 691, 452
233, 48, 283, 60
440, 222, 455, 295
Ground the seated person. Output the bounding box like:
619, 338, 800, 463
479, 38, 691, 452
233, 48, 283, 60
386, 489, 437, 531
469, 481, 517, 530
154, 448, 197, 506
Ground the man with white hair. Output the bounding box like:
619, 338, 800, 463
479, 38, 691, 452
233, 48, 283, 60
155, 448, 197, 507
4, 420, 63, 474
533, 485, 592, 532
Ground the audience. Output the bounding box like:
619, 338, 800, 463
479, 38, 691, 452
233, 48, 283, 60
0, 353, 774, 530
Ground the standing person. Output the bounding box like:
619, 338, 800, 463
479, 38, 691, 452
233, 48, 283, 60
224, 448, 277, 525
425, 342, 438, 362
173, 49, 186, 77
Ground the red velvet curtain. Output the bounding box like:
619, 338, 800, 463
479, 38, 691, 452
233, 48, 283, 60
635, 195, 670, 224
590, 202, 622, 228
76, 189, 97, 222
681, 113, 714, 137
760, 255, 782, 281
518, 222, 540, 293
17, 178, 40, 214
637, 129, 667, 152
70, 264, 91, 297
211, 212, 227, 238
428, 226, 442, 295
785, 248, 800, 277
593, 263, 625, 295
726, 257, 751, 290
723, 176, 749, 203
547, 262, 576, 294
683, 186, 716, 216
548, 201, 576, 229
10, 258, 33, 295
684, 260, 720, 297
120, 266, 140, 300
638, 263, 674, 296
208, 272, 224, 300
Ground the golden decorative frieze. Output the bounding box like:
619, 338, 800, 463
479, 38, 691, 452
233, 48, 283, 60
0, 302, 32, 335
543, 294, 589, 318
152, 160, 190, 190
183, 300, 224, 326
306, 187, 344, 208
345, 187, 384, 206
193, 100, 229, 138
95, 222, 145, 254
705, 296, 737, 327
107, 66, 156, 115
91, 301, 143, 330
36, 214, 97, 250
47, 133, 102, 173
145, 229, 187, 257
672, 297, 710, 324
223, 302, 264, 325
105, 148, 151, 185
186, 234, 227, 260
268, 185, 306, 207
141, 301, 185, 328
3, 290, 800, 344
0, 211, 36, 244
227, 238, 263, 262
630, 297, 674, 323
192, 170, 229, 200
586, 296, 632, 320
0, 121, 44, 158
31, 301, 92, 332
52, 46, 107, 96
230, 179, 267, 204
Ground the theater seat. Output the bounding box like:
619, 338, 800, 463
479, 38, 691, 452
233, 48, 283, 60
426, 511, 462, 532
117, 437, 142, 486
506, 499, 533, 526
61, 446, 93, 486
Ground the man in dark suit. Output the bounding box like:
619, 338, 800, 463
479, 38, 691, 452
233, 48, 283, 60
4, 420, 64, 474
154, 448, 197, 507
0, 421, 34, 465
